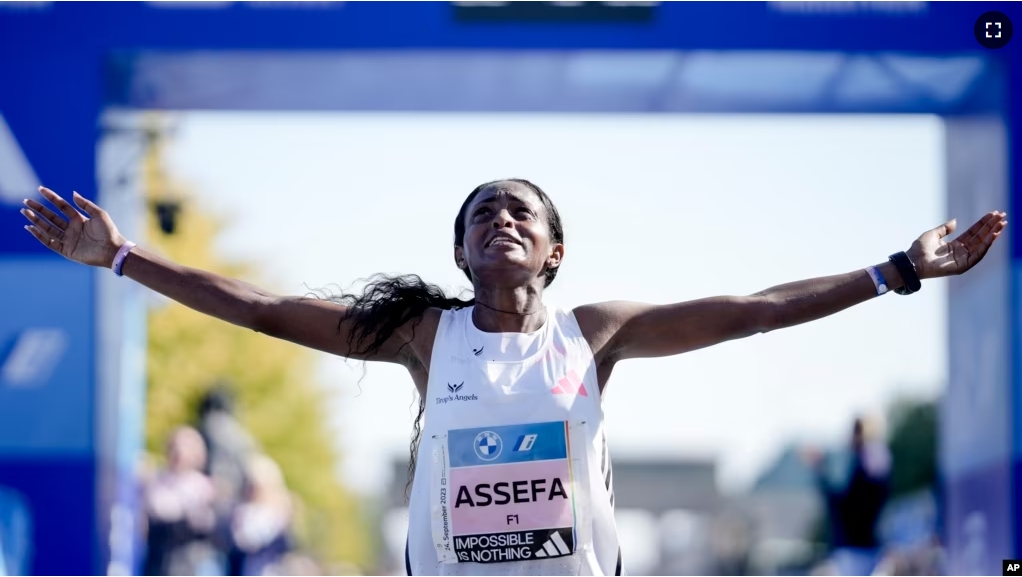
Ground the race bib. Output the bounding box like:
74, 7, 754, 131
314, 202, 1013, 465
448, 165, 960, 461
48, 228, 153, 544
430, 421, 590, 564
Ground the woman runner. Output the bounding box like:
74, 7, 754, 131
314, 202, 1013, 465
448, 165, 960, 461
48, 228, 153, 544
21, 181, 1006, 576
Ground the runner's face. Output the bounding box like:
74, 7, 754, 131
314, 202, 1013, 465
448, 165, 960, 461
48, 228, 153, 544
167, 428, 206, 472
459, 182, 556, 288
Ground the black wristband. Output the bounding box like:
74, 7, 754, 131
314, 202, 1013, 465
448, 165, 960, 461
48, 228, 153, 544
889, 251, 921, 295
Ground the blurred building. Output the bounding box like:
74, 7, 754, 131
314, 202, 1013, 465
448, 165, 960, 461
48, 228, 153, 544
741, 445, 825, 575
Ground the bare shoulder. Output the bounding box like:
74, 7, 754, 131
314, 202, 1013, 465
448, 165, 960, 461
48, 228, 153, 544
572, 301, 650, 365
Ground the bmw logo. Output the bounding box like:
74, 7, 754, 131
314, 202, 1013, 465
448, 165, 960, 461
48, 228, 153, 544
473, 431, 502, 461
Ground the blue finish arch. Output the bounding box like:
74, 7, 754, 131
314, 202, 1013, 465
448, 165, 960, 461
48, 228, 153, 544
0, 2, 1018, 574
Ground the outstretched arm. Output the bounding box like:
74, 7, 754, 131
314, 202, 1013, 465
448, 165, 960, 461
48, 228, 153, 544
577, 212, 1007, 365
21, 187, 416, 364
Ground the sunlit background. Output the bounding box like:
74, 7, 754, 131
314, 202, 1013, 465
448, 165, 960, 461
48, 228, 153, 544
156, 111, 948, 574
0, 2, 1016, 576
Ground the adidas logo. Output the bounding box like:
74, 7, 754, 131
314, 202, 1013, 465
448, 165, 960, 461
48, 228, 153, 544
532, 530, 571, 558
550, 370, 588, 397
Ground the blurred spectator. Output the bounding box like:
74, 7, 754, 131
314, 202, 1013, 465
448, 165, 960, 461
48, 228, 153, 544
228, 455, 294, 576
197, 385, 260, 561
198, 385, 258, 512
873, 534, 947, 576
142, 427, 220, 575
802, 417, 891, 576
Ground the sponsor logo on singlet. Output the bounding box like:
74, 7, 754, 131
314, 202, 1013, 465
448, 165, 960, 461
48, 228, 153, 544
474, 431, 503, 461
437, 381, 478, 405
550, 369, 588, 397
445, 421, 575, 563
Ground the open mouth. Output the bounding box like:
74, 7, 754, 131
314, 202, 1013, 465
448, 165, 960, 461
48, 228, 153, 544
486, 235, 522, 248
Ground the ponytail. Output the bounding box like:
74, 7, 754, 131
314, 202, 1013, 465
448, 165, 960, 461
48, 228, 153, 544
328, 274, 472, 497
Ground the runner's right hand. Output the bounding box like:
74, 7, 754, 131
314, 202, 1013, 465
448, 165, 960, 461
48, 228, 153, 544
21, 186, 128, 268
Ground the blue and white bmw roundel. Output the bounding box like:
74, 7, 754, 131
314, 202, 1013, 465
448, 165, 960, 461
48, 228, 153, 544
473, 430, 503, 461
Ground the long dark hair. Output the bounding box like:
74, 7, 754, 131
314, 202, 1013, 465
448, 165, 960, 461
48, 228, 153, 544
329, 179, 564, 495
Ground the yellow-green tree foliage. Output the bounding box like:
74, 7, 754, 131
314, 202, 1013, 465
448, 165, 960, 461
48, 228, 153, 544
141, 131, 371, 569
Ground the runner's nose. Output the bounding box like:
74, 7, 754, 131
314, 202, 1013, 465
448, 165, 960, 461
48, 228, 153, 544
491, 209, 514, 229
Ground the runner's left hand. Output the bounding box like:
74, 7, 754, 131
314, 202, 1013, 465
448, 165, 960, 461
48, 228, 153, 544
907, 211, 1007, 280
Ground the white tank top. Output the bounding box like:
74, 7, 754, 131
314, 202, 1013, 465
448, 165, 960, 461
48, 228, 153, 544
405, 305, 622, 576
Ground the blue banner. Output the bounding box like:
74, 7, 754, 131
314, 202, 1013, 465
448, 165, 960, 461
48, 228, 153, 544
449, 422, 568, 468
